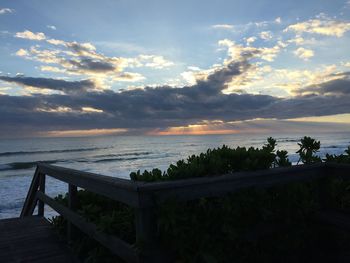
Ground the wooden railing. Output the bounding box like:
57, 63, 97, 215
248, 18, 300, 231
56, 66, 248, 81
20, 162, 350, 262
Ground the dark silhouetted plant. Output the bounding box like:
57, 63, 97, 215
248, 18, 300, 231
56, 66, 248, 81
296, 136, 321, 164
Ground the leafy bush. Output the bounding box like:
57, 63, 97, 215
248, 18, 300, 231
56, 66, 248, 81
51, 136, 350, 262
296, 136, 321, 164
130, 137, 291, 182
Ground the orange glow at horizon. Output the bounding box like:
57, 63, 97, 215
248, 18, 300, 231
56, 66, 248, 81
149, 124, 242, 136
287, 113, 350, 123
41, 128, 128, 137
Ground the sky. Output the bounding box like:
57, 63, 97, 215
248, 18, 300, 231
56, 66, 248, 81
0, 0, 350, 137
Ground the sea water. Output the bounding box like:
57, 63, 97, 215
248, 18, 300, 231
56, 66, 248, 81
1, 132, 349, 219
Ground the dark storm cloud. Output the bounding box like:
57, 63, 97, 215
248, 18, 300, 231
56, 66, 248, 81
66, 42, 95, 54
63, 42, 120, 74
299, 76, 350, 95
258, 94, 350, 119
68, 58, 116, 73
0, 76, 94, 94
0, 53, 350, 136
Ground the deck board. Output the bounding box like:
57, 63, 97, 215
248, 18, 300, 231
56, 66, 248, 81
0, 216, 78, 262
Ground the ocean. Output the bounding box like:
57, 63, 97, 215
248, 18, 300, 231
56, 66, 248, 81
0, 132, 349, 219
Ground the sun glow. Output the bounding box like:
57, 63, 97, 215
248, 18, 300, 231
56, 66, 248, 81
287, 113, 350, 123
41, 128, 127, 137
150, 123, 240, 136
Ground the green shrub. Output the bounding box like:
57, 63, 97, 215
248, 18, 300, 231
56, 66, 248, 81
51, 137, 350, 262
130, 137, 291, 182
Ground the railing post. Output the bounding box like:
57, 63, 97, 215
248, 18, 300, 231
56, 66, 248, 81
38, 173, 46, 217
20, 166, 41, 218
136, 206, 157, 262
135, 193, 169, 263
67, 184, 78, 241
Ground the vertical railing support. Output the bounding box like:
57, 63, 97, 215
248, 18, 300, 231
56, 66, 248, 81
136, 206, 158, 262
135, 192, 170, 263
20, 166, 41, 218
67, 184, 78, 241
37, 173, 46, 217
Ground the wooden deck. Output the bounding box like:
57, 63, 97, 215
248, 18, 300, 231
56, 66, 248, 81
0, 216, 78, 263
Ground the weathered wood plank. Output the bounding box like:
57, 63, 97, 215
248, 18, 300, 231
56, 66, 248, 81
140, 163, 326, 190
38, 163, 142, 207
38, 173, 46, 216
20, 167, 40, 217
0, 217, 78, 263
135, 206, 169, 262
68, 183, 78, 241
36, 191, 139, 263
137, 163, 326, 203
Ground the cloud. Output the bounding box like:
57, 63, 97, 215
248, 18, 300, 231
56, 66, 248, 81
0, 50, 275, 133
0, 8, 13, 14
67, 58, 116, 73
46, 39, 66, 45
211, 24, 234, 30
15, 30, 46, 41
1, 49, 350, 137
0, 76, 95, 94
5, 25, 350, 136
205, 39, 290, 94
47, 25, 56, 30
40, 66, 66, 73
218, 39, 283, 63
259, 31, 273, 40
293, 47, 314, 60
16, 45, 144, 81
14, 33, 173, 83
152, 118, 350, 135
220, 63, 342, 97
0, 84, 349, 137
41, 128, 127, 137
284, 17, 350, 37
113, 72, 145, 82
15, 48, 29, 56
298, 76, 350, 95
137, 55, 174, 69
81, 107, 103, 113
287, 36, 318, 46
245, 36, 257, 45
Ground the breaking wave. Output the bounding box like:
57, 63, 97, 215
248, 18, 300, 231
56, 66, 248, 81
0, 160, 60, 171
0, 146, 111, 157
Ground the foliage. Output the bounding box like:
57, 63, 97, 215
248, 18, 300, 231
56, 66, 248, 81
157, 182, 322, 262
324, 146, 350, 163
296, 136, 321, 164
51, 137, 350, 262
130, 137, 290, 182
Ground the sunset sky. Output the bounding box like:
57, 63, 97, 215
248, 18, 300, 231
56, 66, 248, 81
0, 0, 350, 137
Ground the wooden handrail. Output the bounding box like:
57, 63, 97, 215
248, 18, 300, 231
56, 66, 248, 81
20, 162, 350, 263
137, 163, 327, 202
37, 163, 142, 207
36, 191, 139, 263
